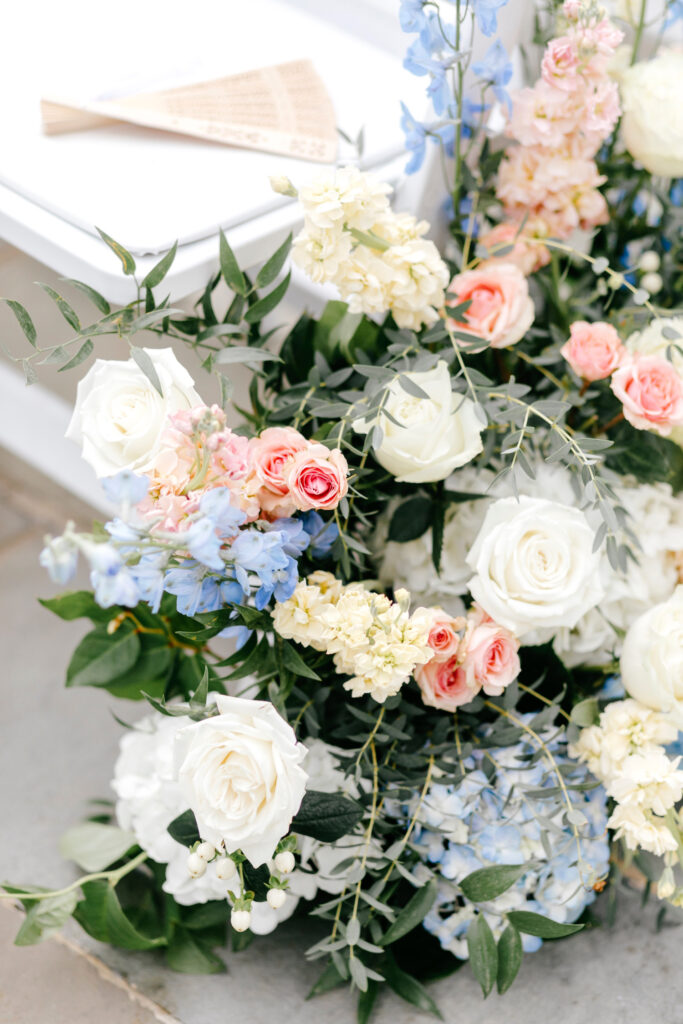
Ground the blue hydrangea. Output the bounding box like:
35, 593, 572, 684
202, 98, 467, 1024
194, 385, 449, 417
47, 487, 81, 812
413, 727, 610, 960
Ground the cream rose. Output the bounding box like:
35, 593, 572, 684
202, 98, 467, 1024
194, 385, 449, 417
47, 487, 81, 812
176, 695, 308, 867
619, 51, 683, 178
466, 496, 604, 640
621, 586, 683, 730
354, 361, 484, 483
66, 348, 202, 477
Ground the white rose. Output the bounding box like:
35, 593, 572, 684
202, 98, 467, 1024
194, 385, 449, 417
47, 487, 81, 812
354, 361, 484, 483
176, 695, 308, 867
621, 586, 683, 729
619, 52, 683, 178
466, 496, 604, 640
66, 347, 202, 477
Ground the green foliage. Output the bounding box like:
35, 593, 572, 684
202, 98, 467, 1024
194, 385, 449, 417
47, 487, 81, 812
388, 496, 432, 543
167, 810, 200, 847
459, 864, 527, 903
606, 422, 683, 493
379, 878, 438, 946
466, 915, 498, 997
496, 925, 523, 994
75, 880, 166, 950
59, 823, 136, 872
382, 955, 442, 1018
3, 886, 79, 946
505, 911, 584, 939
291, 790, 364, 843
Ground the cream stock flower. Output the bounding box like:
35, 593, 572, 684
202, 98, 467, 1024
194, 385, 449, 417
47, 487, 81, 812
607, 749, 683, 816
608, 804, 678, 856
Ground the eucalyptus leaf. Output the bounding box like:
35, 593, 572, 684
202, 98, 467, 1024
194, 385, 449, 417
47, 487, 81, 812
96, 228, 136, 275
130, 346, 163, 395
215, 347, 281, 366
59, 822, 136, 872
1, 298, 37, 345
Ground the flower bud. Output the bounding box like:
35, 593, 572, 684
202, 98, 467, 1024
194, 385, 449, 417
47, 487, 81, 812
274, 851, 295, 874
231, 908, 252, 932
187, 852, 207, 878
640, 272, 663, 296
657, 868, 676, 900
638, 250, 660, 273
215, 857, 237, 881
267, 888, 287, 910
196, 841, 215, 861
269, 175, 298, 198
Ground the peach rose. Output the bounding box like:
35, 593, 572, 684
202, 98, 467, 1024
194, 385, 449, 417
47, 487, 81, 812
447, 263, 534, 349
287, 445, 348, 512
414, 656, 480, 712
248, 427, 309, 516
561, 321, 625, 381
424, 609, 465, 662
461, 606, 520, 697
611, 356, 683, 436
478, 222, 549, 277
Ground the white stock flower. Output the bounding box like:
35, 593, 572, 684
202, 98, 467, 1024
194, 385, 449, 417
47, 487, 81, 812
466, 496, 604, 640
607, 749, 683, 815
621, 586, 683, 729
271, 575, 339, 650
176, 695, 308, 867
66, 348, 201, 477
291, 228, 353, 284
608, 804, 679, 855
354, 362, 485, 484
619, 52, 683, 178
381, 238, 449, 330
298, 166, 392, 231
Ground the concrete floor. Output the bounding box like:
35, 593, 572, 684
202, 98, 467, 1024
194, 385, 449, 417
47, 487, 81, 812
1, 449, 682, 1024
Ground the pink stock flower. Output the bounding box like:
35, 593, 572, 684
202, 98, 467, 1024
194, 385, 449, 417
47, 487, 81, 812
478, 222, 550, 276
424, 610, 465, 662
460, 606, 520, 697
447, 263, 534, 349
611, 356, 683, 436
414, 656, 480, 712
561, 321, 625, 381
541, 35, 580, 91
508, 82, 581, 148
287, 445, 349, 512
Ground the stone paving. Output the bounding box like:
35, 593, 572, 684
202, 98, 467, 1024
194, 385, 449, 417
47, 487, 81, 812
1, 451, 682, 1024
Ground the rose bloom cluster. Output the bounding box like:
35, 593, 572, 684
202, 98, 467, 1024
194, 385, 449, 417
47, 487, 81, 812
273, 571, 434, 703
286, 165, 449, 330
495, 1, 622, 243
415, 604, 519, 712
571, 699, 683, 863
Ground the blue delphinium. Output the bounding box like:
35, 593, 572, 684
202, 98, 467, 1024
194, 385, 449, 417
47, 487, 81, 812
472, 39, 513, 110
471, 0, 508, 37
300, 510, 339, 559
164, 560, 246, 617
413, 727, 610, 959
101, 471, 150, 509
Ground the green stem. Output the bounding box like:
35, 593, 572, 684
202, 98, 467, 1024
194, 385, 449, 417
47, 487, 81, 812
2, 850, 149, 903
630, 0, 648, 65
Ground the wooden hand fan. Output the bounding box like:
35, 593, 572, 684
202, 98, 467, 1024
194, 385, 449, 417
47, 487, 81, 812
41, 59, 338, 162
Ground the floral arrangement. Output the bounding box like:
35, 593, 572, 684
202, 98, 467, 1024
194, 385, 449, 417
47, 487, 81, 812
3, 0, 683, 1019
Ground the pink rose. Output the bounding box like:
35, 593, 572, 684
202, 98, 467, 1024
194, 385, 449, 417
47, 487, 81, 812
248, 426, 309, 516
561, 321, 625, 381
478, 222, 549, 276
447, 263, 534, 349
461, 607, 520, 697
541, 36, 580, 91
414, 656, 480, 712
611, 356, 683, 436
424, 610, 465, 662
287, 444, 349, 512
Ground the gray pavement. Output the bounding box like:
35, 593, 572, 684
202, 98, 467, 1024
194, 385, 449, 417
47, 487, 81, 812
1, 452, 682, 1024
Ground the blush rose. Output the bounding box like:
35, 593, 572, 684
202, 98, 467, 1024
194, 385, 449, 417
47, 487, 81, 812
561, 321, 625, 381
447, 263, 534, 349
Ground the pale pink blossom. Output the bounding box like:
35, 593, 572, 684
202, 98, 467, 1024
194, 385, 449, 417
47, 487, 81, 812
478, 222, 550, 276
541, 35, 580, 91
508, 82, 582, 148
414, 656, 480, 712
447, 262, 534, 349
286, 445, 349, 512
460, 606, 520, 697
611, 356, 683, 436
561, 321, 625, 381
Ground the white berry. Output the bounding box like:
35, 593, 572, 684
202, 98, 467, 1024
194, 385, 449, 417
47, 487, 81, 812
215, 857, 237, 881
638, 250, 660, 273
231, 909, 251, 932
196, 842, 215, 861
267, 889, 287, 910
640, 271, 663, 295
274, 851, 295, 874
187, 852, 207, 878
